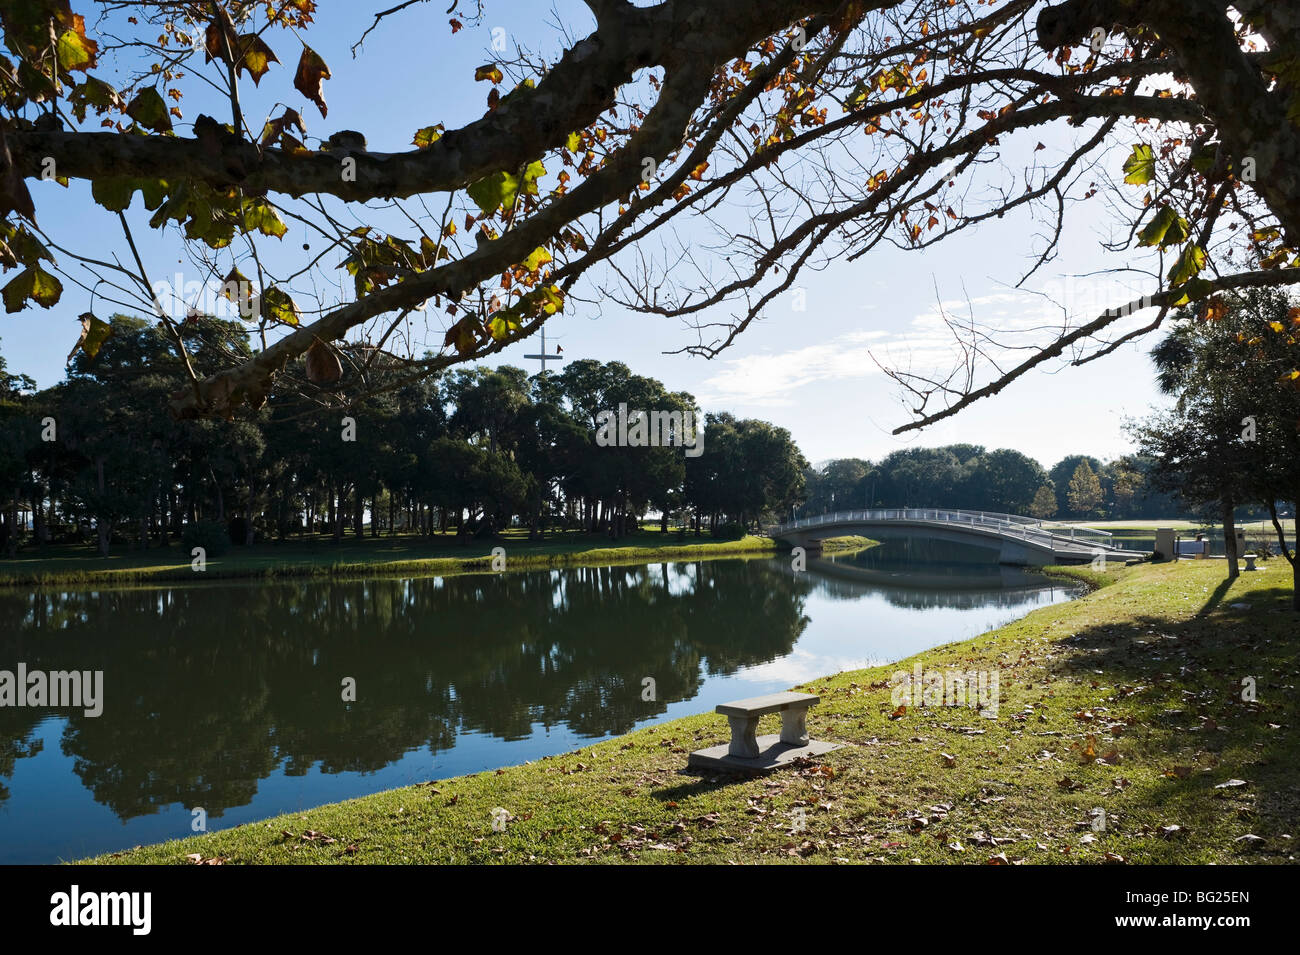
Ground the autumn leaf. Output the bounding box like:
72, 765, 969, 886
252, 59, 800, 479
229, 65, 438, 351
241, 197, 287, 238
91, 178, 134, 213
1167, 244, 1207, 285
66, 312, 112, 361
1079, 733, 1097, 762
294, 45, 331, 117
444, 316, 480, 355
125, 87, 172, 132
522, 246, 552, 271
3, 265, 62, 312
413, 125, 445, 148
257, 286, 300, 325
1137, 204, 1190, 248
1122, 143, 1155, 186
55, 19, 99, 73
305, 339, 342, 384
235, 35, 279, 85
204, 8, 238, 64
467, 170, 519, 215
487, 311, 520, 341
475, 64, 504, 84
1202, 296, 1229, 322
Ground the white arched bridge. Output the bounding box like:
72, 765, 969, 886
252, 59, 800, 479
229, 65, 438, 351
769, 508, 1147, 567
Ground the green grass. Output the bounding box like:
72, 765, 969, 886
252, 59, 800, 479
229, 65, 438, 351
84, 557, 1298, 865
1073, 519, 1296, 532
0, 528, 782, 587
816, 535, 876, 554
1078, 519, 1295, 554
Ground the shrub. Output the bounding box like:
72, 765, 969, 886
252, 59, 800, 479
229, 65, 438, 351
182, 520, 230, 557
228, 516, 251, 545
712, 521, 746, 541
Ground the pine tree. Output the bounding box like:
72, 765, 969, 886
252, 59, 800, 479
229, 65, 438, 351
1029, 485, 1057, 519
1067, 462, 1103, 518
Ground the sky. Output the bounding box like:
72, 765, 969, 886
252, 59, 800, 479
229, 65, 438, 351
2, 0, 1176, 472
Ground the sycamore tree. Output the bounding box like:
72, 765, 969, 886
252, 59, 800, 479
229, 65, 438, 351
2, 0, 1300, 429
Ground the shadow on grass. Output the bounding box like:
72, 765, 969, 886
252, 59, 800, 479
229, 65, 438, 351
1048, 576, 1297, 860
653, 770, 754, 803
1196, 574, 1237, 616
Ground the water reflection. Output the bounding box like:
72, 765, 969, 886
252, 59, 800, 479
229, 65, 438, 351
0, 548, 1078, 862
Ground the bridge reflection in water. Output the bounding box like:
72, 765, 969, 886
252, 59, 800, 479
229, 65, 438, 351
794, 535, 1078, 610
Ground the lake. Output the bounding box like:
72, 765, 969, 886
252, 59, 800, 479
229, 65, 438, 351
0, 539, 1081, 863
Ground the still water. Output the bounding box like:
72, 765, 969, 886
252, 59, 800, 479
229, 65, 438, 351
0, 540, 1081, 863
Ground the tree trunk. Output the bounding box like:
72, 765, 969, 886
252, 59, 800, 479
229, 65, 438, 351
1222, 498, 1239, 579
30, 489, 43, 550
332, 484, 344, 542
1293, 550, 1300, 613
1266, 498, 1298, 610
95, 456, 110, 557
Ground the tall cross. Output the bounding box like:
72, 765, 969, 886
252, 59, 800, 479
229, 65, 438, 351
523, 325, 564, 374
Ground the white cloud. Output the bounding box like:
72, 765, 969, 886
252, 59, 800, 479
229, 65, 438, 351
697, 279, 1161, 409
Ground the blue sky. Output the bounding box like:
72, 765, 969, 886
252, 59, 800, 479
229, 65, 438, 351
3, 0, 1173, 470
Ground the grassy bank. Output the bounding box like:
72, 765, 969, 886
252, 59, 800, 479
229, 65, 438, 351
0, 528, 788, 587
86, 557, 1298, 865
815, 535, 876, 554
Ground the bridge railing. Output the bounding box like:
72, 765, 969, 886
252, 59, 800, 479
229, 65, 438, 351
769, 508, 1114, 548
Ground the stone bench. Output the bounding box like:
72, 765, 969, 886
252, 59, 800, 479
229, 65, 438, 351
716, 691, 819, 757
688, 691, 841, 773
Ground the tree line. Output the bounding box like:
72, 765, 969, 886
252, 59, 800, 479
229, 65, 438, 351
0, 314, 807, 556
802, 448, 1179, 523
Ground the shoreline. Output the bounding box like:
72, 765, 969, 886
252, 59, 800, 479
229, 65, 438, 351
0, 533, 799, 589
77, 555, 1299, 865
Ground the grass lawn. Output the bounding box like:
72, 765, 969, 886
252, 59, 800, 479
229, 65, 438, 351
85, 557, 1298, 865
1078, 519, 1296, 554
1073, 519, 1296, 532
0, 527, 787, 587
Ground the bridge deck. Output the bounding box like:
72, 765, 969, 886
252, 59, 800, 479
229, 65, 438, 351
770, 508, 1146, 566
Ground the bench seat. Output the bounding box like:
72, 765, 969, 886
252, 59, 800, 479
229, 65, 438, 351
715, 691, 819, 757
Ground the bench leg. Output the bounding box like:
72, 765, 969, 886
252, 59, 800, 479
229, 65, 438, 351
726, 715, 761, 758
780, 707, 810, 746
